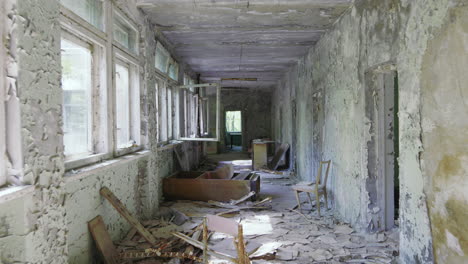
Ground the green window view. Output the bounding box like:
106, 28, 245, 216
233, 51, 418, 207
226, 111, 241, 133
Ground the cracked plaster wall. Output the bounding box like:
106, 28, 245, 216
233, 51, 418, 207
272, 0, 466, 262
0, 0, 202, 263
420, 5, 468, 263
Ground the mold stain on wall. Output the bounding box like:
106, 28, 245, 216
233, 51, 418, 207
421, 5, 468, 263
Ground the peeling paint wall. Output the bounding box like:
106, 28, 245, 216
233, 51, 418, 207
0, 0, 202, 263
420, 5, 468, 263
220, 90, 272, 152
272, 0, 466, 262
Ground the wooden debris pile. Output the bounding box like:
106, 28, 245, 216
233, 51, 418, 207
89, 186, 272, 264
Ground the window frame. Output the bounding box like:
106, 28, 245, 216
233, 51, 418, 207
60, 1, 107, 37
112, 8, 139, 55
113, 50, 142, 157
176, 83, 221, 142
60, 13, 111, 170
155, 42, 170, 75
61, 35, 94, 158
156, 78, 179, 144
155, 42, 179, 81
60, 1, 144, 170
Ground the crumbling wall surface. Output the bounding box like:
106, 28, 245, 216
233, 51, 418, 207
0, 189, 34, 263
13, 0, 68, 262
221, 90, 272, 152
420, 5, 468, 263
0, 0, 202, 263
273, 0, 465, 262
64, 154, 150, 263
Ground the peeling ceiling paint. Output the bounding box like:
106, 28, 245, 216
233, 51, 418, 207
138, 0, 352, 89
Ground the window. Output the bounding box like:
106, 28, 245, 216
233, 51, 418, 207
155, 43, 169, 73
115, 63, 130, 147
226, 111, 242, 132
157, 80, 167, 142
167, 87, 173, 138
168, 62, 179, 81
61, 38, 93, 157
155, 42, 179, 80
113, 11, 138, 54
60, 1, 143, 169
60, 0, 104, 30
157, 80, 176, 143
60, 27, 107, 168
114, 59, 140, 151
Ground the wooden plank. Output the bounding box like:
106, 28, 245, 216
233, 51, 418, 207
232, 172, 251, 180
163, 178, 252, 202
88, 216, 119, 264
100, 187, 157, 245
268, 143, 289, 170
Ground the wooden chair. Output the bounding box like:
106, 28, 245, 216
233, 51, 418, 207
292, 160, 331, 217
202, 214, 250, 264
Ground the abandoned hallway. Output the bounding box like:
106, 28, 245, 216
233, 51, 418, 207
0, 0, 467, 263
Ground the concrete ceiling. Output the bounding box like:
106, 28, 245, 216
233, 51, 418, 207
137, 0, 352, 89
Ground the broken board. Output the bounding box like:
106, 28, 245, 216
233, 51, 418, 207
268, 143, 289, 170
88, 215, 119, 264
100, 187, 157, 245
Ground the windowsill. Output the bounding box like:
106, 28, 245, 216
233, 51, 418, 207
0, 185, 34, 203
64, 150, 151, 183
157, 140, 183, 151
65, 152, 112, 171
115, 145, 144, 157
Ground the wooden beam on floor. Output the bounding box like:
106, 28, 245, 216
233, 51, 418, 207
100, 187, 157, 246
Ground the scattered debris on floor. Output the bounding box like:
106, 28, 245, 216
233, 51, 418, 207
89, 162, 399, 264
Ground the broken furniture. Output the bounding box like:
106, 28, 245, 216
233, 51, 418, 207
292, 160, 331, 217
175, 214, 250, 264
163, 165, 260, 202
91, 186, 272, 263
252, 139, 275, 170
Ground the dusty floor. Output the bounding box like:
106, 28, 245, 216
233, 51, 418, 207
161, 152, 399, 263
116, 152, 399, 263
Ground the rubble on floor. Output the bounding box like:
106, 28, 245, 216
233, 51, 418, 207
116, 176, 398, 263
92, 154, 399, 264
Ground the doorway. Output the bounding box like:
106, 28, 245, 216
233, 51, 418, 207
365, 66, 400, 231
225, 111, 242, 152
